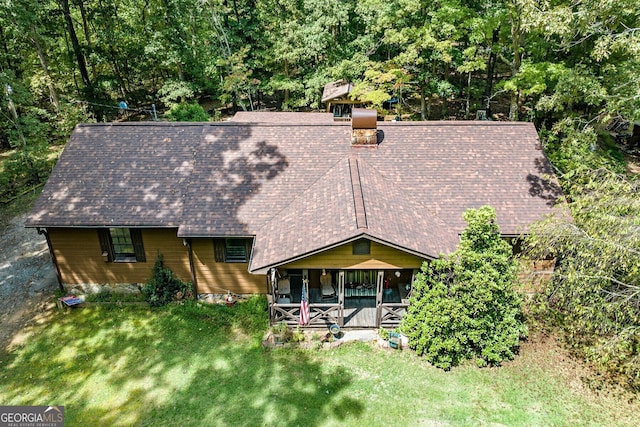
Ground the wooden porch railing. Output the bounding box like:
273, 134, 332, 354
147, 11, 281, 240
271, 303, 343, 327
377, 303, 409, 327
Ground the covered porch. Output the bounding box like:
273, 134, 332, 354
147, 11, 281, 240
268, 268, 415, 329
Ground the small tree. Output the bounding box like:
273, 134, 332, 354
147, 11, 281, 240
401, 206, 526, 369
164, 102, 209, 122
143, 254, 192, 307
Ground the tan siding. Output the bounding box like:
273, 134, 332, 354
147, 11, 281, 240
48, 228, 190, 285
49, 230, 421, 293
191, 239, 266, 294
282, 241, 425, 270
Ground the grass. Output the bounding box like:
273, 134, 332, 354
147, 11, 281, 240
0, 298, 638, 426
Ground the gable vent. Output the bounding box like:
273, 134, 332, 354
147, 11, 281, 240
351, 108, 378, 145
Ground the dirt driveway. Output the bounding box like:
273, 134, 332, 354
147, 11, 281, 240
0, 214, 57, 350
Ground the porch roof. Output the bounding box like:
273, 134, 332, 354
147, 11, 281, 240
321, 79, 353, 103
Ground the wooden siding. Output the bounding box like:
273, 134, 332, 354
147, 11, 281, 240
48, 228, 191, 285
49, 230, 421, 293
282, 241, 425, 270
191, 239, 266, 294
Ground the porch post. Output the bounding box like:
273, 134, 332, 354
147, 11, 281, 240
268, 268, 278, 324
338, 271, 345, 326
375, 270, 384, 327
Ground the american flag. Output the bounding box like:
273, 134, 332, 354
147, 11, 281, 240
299, 279, 310, 325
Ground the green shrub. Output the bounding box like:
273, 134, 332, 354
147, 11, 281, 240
143, 254, 192, 307
400, 206, 527, 369
378, 328, 390, 340
272, 321, 288, 335
164, 102, 209, 122
291, 326, 306, 343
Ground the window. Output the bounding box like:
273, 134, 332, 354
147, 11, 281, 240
214, 238, 251, 263
225, 239, 247, 262
110, 228, 135, 260
352, 239, 370, 255
98, 229, 146, 262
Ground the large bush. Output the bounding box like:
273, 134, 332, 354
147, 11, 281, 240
143, 254, 192, 307
401, 206, 527, 369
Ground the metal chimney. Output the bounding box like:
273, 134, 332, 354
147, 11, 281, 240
351, 108, 378, 145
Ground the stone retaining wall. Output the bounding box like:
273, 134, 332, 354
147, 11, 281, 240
65, 282, 143, 296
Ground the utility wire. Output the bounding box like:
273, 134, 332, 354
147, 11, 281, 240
71, 99, 159, 120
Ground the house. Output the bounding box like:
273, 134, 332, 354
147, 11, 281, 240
26, 110, 561, 328
321, 79, 366, 119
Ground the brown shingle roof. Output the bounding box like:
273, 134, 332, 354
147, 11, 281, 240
27, 116, 562, 272
177, 123, 352, 237
248, 154, 462, 273
27, 122, 200, 227
250, 158, 361, 270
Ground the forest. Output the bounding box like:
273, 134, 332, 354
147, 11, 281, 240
0, 0, 638, 388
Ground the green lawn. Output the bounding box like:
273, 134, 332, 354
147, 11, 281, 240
0, 298, 637, 426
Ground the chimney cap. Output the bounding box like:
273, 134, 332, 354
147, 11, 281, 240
352, 108, 377, 130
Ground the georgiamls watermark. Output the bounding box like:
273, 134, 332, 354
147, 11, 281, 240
0, 406, 64, 427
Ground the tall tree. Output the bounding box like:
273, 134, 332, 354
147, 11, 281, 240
59, 0, 93, 98
27, 22, 60, 112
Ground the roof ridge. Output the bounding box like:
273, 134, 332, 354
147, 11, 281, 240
74, 120, 534, 129
75, 122, 206, 127
348, 156, 368, 230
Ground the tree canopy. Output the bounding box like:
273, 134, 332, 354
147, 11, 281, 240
525, 169, 640, 389
0, 0, 637, 127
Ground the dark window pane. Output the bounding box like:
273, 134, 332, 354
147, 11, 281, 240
109, 228, 136, 261
352, 239, 370, 255
225, 238, 247, 262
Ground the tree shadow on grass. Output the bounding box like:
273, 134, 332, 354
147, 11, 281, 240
0, 301, 364, 426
